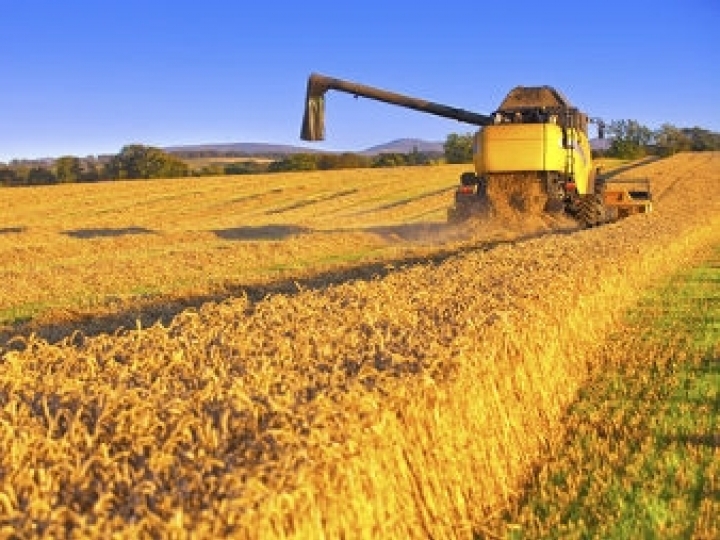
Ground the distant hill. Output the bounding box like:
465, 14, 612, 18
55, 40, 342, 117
163, 142, 320, 156
164, 138, 444, 158
590, 138, 612, 152
359, 138, 444, 155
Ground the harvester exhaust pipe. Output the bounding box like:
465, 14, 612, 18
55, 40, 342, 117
301, 73, 493, 141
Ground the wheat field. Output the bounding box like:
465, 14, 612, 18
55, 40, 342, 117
1, 153, 718, 538
1, 165, 469, 334
1, 162, 586, 343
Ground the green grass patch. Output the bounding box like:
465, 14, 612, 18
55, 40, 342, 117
490, 246, 720, 539
0, 302, 49, 325
315, 248, 384, 266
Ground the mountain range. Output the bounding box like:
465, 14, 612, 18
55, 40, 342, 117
165, 137, 609, 156
7, 137, 609, 166
164, 138, 445, 157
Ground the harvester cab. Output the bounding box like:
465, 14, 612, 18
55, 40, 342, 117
300, 72, 650, 227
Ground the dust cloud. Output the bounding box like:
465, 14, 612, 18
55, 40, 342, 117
382, 175, 581, 246
372, 210, 580, 247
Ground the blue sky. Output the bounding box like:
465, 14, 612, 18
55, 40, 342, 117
2, 0, 718, 162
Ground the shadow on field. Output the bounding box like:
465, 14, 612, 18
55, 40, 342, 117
0, 227, 26, 234
213, 225, 310, 241
659, 355, 720, 450
0, 236, 492, 349
64, 227, 155, 239
363, 222, 463, 243
351, 187, 455, 217
599, 156, 661, 180
0, 223, 578, 350
667, 433, 720, 449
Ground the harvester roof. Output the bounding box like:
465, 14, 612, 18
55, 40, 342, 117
495, 85, 588, 132
498, 86, 572, 111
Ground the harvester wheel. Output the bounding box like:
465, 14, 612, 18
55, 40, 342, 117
577, 195, 605, 227
543, 198, 565, 213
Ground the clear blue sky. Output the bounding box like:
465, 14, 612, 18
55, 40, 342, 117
2, 0, 718, 162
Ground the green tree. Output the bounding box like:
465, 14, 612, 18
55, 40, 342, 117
55, 156, 82, 183
316, 153, 340, 170
0, 166, 18, 186
607, 120, 653, 159
224, 161, 268, 175
106, 145, 189, 180
80, 160, 101, 182
146, 147, 189, 178
683, 127, 720, 151
372, 153, 408, 167
313, 153, 370, 170
654, 124, 692, 156
444, 133, 474, 163
268, 153, 318, 172
405, 146, 431, 165
336, 152, 370, 169
106, 144, 142, 179
26, 167, 57, 185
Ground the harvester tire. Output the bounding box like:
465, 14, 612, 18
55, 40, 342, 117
577, 195, 604, 227
543, 198, 565, 213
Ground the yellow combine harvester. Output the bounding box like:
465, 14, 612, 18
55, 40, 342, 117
301, 73, 652, 227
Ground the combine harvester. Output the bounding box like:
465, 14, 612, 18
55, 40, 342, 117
301, 73, 652, 227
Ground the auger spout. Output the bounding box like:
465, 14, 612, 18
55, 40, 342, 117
301, 73, 492, 141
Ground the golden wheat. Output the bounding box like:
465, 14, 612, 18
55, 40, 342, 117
0, 166, 464, 331
0, 153, 718, 538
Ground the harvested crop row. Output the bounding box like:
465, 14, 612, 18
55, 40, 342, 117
1, 153, 718, 538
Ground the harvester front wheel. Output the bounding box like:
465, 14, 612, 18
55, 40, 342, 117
577, 194, 609, 227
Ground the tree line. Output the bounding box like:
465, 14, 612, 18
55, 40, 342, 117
0, 145, 189, 187
601, 122, 720, 159
0, 144, 445, 187
1, 121, 718, 187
